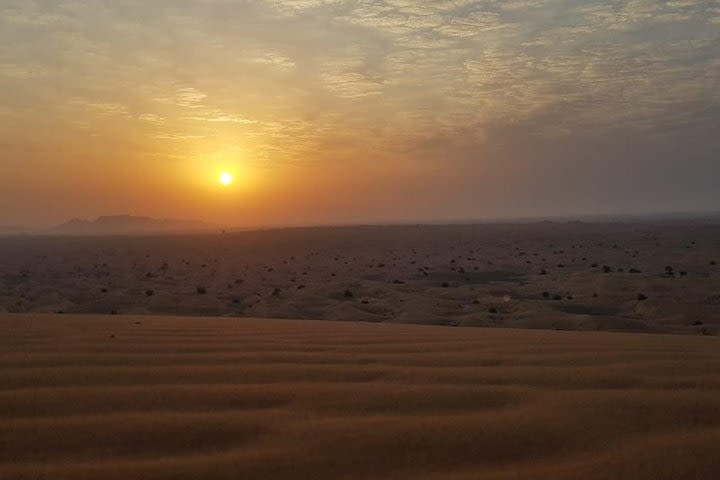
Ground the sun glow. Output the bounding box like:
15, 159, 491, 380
219, 172, 234, 186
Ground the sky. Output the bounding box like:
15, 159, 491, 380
0, 0, 719, 228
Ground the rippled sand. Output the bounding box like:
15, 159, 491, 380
2, 314, 719, 479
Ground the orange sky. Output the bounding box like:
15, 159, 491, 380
1, 1, 719, 227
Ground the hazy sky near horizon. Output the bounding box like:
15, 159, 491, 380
1, 0, 719, 227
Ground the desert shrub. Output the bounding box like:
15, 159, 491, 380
542, 291, 550, 298
637, 293, 648, 301
553, 294, 562, 301
344, 289, 353, 298
441, 282, 449, 288
603, 265, 612, 273
540, 268, 548, 275
629, 268, 641, 274
488, 307, 498, 314
145, 290, 154, 297
273, 288, 281, 296
197, 287, 207, 295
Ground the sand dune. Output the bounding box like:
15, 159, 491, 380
1, 314, 719, 479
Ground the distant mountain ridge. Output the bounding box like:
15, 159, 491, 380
51, 215, 220, 235
0, 225, 35, 236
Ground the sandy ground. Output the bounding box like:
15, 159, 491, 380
1, 223, 719, 334
1, 314, 719, 479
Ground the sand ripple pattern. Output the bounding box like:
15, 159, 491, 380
1, 315, 720, 479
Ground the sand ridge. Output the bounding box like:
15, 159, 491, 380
1, 314, 719, 479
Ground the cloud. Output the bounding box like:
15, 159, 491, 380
138, 113, 165, 123
0, 63, 46, 79
185, 111, 257, 124
174, 88, 208, 108
0, 0, 717, 173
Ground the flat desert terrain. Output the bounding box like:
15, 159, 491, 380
1, 314, 720, 479
1, 222, 719, 334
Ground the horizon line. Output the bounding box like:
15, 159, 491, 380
2, 208, 720, 236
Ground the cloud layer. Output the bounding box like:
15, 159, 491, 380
1, 0, 719, 225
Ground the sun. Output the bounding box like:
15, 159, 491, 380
219, 172, 234, 186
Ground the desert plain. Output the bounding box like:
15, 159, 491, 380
1, 221, 720, 479
1, 222, 719, 333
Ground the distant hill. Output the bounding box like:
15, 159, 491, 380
0, 225, 35, 236
51, 215, 220, 235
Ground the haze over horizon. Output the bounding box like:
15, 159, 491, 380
5, 209, 720, 234
1, 0, 719, 228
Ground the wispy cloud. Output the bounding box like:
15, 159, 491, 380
0, 0, 718, 177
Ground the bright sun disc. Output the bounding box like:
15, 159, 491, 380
219, 172, 233, 185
